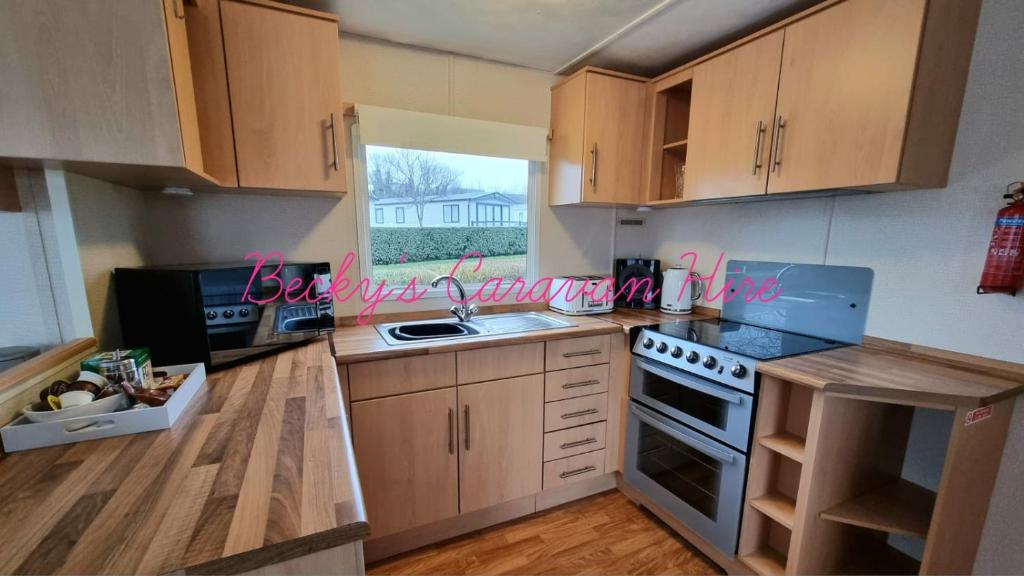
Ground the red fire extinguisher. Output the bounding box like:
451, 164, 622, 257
978, 182, 1024, 295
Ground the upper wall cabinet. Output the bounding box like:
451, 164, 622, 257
220, 0, 346, 193
0, 0, 346, 195
637, 0, 981, 205
549, 68, 647, 206
0, 0, 220, 187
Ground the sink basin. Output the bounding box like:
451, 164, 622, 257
386, 321, 479, 342
375, 312, 573, 346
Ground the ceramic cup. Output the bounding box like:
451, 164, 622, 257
77, 371, 109, 388
58, 390, 95, 409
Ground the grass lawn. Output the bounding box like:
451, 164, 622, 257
373, 254, 527, 285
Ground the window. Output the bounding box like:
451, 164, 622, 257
374, 207, 384, 224
361, 145, 532, 287
443, 204, 459, 224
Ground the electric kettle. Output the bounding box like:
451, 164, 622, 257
660, 266, 703, 314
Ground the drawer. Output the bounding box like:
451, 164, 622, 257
543, 449, 606, 489
544, 392, 607, 432
544, 364, 609, 402
457, 342, 544, 384
348, 353, 455, 401
545, 335, 611, 371
543, 421, 606, 462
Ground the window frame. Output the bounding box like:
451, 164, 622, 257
443, 203, 459, 224
394, 206, 405, 224
374, 207, 384, 224
351, 125, 540, 300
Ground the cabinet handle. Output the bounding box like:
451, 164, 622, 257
447, 407, 454, 455
561, 408, 599, 420
560, 437, 597, 450
562, 349, 602, 358
588, 143, 598, 191
562, 379, 599, 390
769, 115, 786, 173
329, 112, 340, 172
751, 120, 766, 175
463, 405, 470, 451
560, 465, 596, 479
172, 0, 185, 19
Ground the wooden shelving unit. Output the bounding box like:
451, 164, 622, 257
820, 478, 936, 538
743, 546, 787, 576
758, 432, 806, 463
644, 71, 692, 204
750, 492, 796, 529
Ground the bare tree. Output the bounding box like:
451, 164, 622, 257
369, 150, 461, 227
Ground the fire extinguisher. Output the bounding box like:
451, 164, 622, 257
978, 182, 1024, 295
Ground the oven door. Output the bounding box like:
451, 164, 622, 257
630, 357, 753, 451
624, 401, 747, 556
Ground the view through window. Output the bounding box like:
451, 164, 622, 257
366, 145, 530, 287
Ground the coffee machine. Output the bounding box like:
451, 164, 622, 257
614, 258, 661, 309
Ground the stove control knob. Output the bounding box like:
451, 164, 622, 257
642, 337, 655, 349
239, 308, 250, 318
670, 346, 683, 359
685, 350, 700, 364
656, 342, 669, 354
702, 355, 717, 370
223, 309, 235, 319
731, 364, 747, 378
206, 310, 217, 320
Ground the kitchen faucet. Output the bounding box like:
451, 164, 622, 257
431, 274, 479, 322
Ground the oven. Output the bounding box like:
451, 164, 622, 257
630, 357, 754, 451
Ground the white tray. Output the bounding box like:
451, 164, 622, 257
0, 363, 206, 453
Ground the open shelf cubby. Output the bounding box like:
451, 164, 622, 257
647, 77, 692, 204
742, 516, 791, 576
820, 477, 936, 539
756, 376, 812, 462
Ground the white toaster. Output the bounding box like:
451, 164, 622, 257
548, 275, 615, 315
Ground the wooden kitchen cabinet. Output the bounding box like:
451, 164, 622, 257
458, 374, 544, 513
351, 388, 459, 538
684, 31, 784, 201
220, 0, 346, 193
549, 67, 647, 206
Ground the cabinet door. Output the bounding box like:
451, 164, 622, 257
549, 73, 586, 206
583, 73, 647, 204
351, 388, 458, 538
685, 31, 783, 201
767, 0, 926, 194
220, 0, 346, 193
459, 375, 544, 513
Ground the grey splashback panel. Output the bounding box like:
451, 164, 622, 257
721, 260, 873, 344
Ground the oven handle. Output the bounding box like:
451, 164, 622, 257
630, 402, 735, 464
634, 358, 743, 404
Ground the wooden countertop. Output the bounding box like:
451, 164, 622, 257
333, 311, 623, 364
596, 307, 720, 330
0, 337, 367, 575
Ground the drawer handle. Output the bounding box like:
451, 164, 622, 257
561, 408, 599, 420
562, 349, 602, 358
560, 465, 597, 479
562, 379, 599, 389
560, 437, 597, 450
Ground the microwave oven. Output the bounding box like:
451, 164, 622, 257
114, 262, 334, 370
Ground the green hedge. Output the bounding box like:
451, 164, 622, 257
371, 227, 527, 265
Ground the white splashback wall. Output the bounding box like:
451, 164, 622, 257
621, 2, 1024, 571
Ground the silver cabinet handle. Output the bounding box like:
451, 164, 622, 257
751, 120, 766, 175
560, 437, 597, 450
329, 112, 340, 172
560, 465, 596, 479
561, 408, 598, 420
172, 0, 185, 19
769, 115, 786, 173
562, 379, 599, 390
588, 143, 598, 190
447, 407, 454, 455
463, 405, 470, 451
562, 349, 602, 358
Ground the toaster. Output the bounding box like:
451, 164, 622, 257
548, 275, 615, 315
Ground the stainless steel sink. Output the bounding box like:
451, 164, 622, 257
375, 312, 573, 346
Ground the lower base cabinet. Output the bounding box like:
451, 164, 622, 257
351, 388, 459, 538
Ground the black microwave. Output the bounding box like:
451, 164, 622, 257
114, 262, 334, 370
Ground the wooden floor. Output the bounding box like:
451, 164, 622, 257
368, 491, 725, 575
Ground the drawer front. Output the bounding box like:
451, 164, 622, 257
348, 353, 455, 401
545, 335, 611, 371
544, 364, 609, 402
544, 392, 607, 432
457, 342, 544, 384
544, 421, 606, 462
543, 449, 606, 489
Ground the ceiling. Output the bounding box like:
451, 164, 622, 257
291, 0, 815, 76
